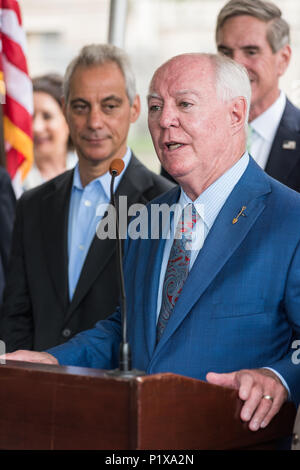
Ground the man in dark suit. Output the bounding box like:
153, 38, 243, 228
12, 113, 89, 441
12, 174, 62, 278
215, 0, 300, 192
0, 167, 15, 303
162, 0, 300, 190
0, 44, 173, 352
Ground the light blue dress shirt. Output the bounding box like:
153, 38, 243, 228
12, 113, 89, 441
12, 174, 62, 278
67, 148, 131, 301
156, 151, 250, 318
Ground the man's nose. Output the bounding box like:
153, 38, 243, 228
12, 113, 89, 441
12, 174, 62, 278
87, 107, 104, 129
159, 104, 179, 128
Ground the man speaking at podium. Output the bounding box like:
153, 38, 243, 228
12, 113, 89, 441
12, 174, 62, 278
4, 53, 300, 433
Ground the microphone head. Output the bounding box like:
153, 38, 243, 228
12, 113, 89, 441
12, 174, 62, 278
109, 159, 125, 176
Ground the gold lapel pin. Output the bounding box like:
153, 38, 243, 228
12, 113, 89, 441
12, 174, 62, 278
232, 206, 247, 224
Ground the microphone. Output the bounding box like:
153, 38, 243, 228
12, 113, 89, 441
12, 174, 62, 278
106, 158, 145, 377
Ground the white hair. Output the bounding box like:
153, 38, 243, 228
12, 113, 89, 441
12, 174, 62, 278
213, 54, 252, 127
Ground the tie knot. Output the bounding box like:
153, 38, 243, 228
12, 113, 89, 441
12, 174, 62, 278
174, 204, 199, 245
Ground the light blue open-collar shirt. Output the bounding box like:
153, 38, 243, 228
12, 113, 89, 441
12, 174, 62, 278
67, 148, 131, 301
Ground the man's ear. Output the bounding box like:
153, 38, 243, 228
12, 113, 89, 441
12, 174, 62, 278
277, 44, 291, 77
230, 96, 248, 135
130, 94, 141, 123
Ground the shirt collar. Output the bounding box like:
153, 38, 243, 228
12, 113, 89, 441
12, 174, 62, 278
72, 147, 132, 198
250, 91, 286, 142
179, 152, 249, 230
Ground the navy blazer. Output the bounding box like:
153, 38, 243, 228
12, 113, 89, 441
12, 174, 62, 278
49, 158, 300, 406
264, 99, 300, 192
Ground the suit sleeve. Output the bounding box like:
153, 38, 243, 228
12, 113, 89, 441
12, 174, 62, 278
268, 238, 300, 405
0, 196, 34, 352
47, 308, 122, 369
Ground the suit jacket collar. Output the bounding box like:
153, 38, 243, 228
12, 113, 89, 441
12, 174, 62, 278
64, 154, 160, 321
41, 170, 74, 312
265, 99, 300, 182
147, 158, 272, 359
40, 154, 161, 322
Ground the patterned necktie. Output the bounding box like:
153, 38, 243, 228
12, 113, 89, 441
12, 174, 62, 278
156, 204, 198, 342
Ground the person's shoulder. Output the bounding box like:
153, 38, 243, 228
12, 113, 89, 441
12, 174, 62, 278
283, 99, 300, 127
0, 167, 12, 187
20, 169, 74, 204
267, 172, 300, 213
128, 154, 176, 195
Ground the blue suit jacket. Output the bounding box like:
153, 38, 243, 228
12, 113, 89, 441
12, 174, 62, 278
0, 168, 15, 303
49, 158, 300, 405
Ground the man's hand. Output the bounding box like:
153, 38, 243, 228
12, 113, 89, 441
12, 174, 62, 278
206, 368, 288, 431
0, 350, 58, 365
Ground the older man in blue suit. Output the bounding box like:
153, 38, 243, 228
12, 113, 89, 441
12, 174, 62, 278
4, 53, 300, 433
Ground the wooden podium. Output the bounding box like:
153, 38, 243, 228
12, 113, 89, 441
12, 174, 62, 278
0, 360, 296, 450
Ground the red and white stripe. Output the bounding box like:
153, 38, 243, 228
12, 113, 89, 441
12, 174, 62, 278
0, 0, 33, 192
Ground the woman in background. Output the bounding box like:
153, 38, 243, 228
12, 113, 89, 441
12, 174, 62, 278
23, 73, 77, 191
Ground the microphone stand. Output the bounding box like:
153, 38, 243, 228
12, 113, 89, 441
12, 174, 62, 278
106, 165, 145, 378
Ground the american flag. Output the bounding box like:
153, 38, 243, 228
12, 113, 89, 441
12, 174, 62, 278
0, 0, 33, 195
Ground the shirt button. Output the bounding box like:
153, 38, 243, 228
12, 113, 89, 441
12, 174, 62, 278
62, 328, 71, 338
84, 200, 92, 207
79, 244, 84, 251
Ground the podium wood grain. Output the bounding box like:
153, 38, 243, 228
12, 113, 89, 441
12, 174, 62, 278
0, 361, 296, 450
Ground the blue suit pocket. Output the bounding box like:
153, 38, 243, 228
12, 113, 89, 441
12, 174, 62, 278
211, 300, 265, 318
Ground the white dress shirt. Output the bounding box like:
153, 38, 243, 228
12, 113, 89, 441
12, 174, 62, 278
249, 91, 286, 169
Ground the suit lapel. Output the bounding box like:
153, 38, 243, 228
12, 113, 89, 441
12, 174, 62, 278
41, 171, 73, 311
64, 155, 159, 320
265, 100, 300, 183
154, 159, 271, 356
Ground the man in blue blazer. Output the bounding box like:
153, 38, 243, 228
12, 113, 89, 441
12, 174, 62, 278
5, 53, 300, 433
162, 1, 300, 191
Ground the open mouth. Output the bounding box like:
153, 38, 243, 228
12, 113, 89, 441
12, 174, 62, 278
165, 142, 184, 151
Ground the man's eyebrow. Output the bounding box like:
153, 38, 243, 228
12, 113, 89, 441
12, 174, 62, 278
101, 95, 123, 103
218, 44, 260, 51
147, 90, 201, 101
70, 97, 88, 105
217, 44, 232, 51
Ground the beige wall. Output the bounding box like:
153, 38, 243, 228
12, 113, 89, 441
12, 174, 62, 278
21, 0, 300, 172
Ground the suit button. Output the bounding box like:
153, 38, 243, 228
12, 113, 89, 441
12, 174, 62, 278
62, 328, 71, 338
